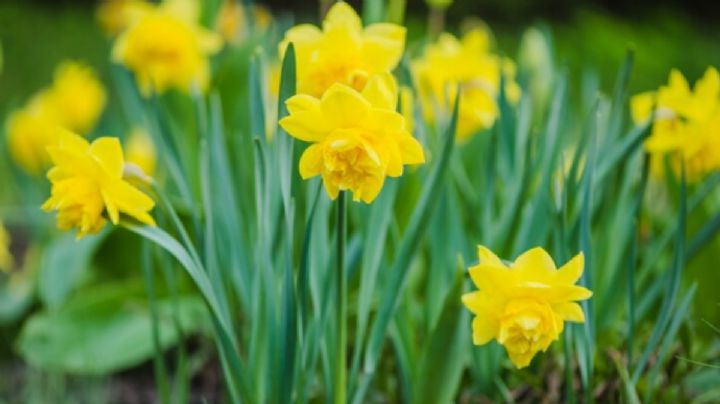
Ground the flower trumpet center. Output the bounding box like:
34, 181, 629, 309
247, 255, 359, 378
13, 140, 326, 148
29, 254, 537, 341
45, 177, 106, 236
497, 299, 561, 368
321, 130, 385, 202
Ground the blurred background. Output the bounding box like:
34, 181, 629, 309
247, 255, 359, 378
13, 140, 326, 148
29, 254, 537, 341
1, 0, 720, 115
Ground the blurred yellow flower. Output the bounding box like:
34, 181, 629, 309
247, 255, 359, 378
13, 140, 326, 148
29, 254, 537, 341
6, 97, 58, 174
0, 221, 13, 272
111, 4, 222, 95
216, 0, 272, 45
46, 61, 107, 134
631, 67, 720, 180
5, 61, 105, 175
412, 28, 521, 141
279, 1, 406, 97
125, 127, 156, 177
97, 0, 153, 36
279, 74, 425, 203
400, 86, 415, 134
462, 246, 592, 368
42, 129, 156, 238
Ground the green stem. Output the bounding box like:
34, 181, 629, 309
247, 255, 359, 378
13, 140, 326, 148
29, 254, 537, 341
428, 6, 445, 39
335, 191, 347, 404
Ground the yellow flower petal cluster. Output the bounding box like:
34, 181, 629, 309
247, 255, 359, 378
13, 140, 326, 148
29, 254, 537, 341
412, 28, 521, 141
111, 1, 222, 95
631, 67, 720, 181
6, 61, 106, 174
279, 1, 406, 98
0, 221, 13, 272
462, 246, 592, 368
125, 127, 157, 177
42, 129, 156, 238
279, 74, 425, 203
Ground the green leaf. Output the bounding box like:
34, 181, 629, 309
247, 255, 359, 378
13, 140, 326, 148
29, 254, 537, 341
354, 88, 459, 404
38, 230, 108, 309
412, 262, 467, 404
17, 281, 206, 375
631, 170, 686, 384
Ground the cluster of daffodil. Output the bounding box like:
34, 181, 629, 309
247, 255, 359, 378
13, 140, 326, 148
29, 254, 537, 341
6, 61, 106, 174
413, 27, 522, 141
632, 67, 720, 181
279, 2, 425, 203
3, 0, 715, 402
108, 0, 222, 94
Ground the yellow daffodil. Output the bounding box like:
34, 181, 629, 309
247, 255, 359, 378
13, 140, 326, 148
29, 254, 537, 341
279, 1, 405, 98
412, 28, 521, 141
462, 246, 592, 368
42, 129, 156, 238
96, 0, 153, 36
6, 61, 106, 174
216, 0, 272, 45
111, 3, 222, 95
125, 127, 156, 177
279, 73, 425, 203
6, 96, 59, 174
631, 67, 720, 181
45, 61, 107, 134
0, 221, 13, 272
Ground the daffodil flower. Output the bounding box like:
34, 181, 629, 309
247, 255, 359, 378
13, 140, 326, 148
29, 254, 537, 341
412, 28, 521, 141
6, 61, 105, 174
462, 246, 592, 368
42, 129, 156, 238
631, 67, 720, 181
111, 3, 222, 95
279, 73, 424, 203
279, 1, 406, 98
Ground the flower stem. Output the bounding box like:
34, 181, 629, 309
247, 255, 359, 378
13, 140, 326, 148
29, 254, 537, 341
428, 6, 445, 40
334, 191, 347, 404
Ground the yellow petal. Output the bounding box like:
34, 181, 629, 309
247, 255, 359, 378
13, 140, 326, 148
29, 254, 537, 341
694, 66, 720, 102
320, 84, 371, 128
362, 23, 406, 72
461, 27, 491, 53
553, 302, 585, 323
57, 128, 90, 150
362, 73, 398, 110
365, 23, 406, 45
321, 172, 340, 200
556, 252, 584, 285
512, 246, 557, 273
358, 176, 384, 203
397, 134, 425, 165
89, 137, 124, 178
101, 188, 121, 225
468, 263, 511, 292
630, 91, 655, 124
323, 1, 362, 32
103, 179, 155, 225
471, 315, 496, 345
507, 350, 535, 369
299, 144, 323, 179
286, 94, 321, 115
548, 285, 593, 302
477, 245, 504, 267
280, 95, 331, 142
